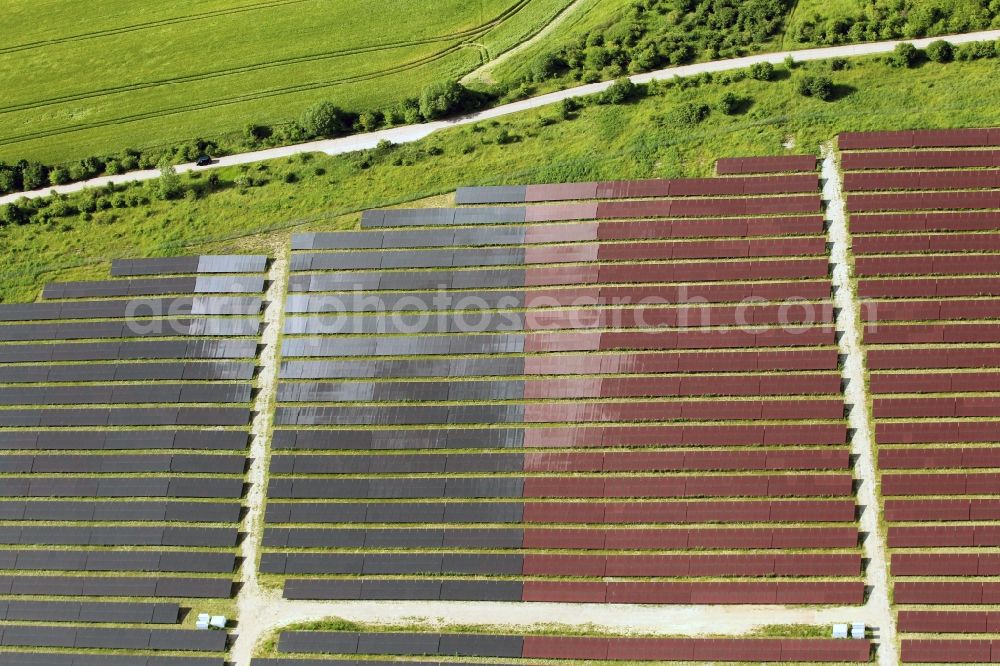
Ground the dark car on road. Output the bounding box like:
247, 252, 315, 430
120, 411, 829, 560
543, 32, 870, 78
195, 155, 213, 167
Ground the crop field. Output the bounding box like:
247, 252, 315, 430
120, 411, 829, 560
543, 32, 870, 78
0, 0, 573, 164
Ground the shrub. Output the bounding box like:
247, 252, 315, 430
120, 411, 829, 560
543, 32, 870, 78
49, 166, 71, 186
0, 167, 20, 194
748, 61, 774, 81
356, 110, 383, 132
531, 52, 566, 81
956, 40, 997, 61
830, 57, 848, 71
156, 159, 183, 200
20, 162, 49, 190
600, 77, 638, 104
419, 81, 468, 120
0, 203, 28, 225
671, 102, 709, 126
797, 74, 834, 101
244, 124, 273, 142
888, 42, 920, 67
716, 91, 741, 115
925, 40, 954, 63
299, 101, 350, 138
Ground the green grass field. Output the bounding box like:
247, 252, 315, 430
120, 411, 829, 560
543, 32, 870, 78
3, 54, 999, 303
0, 0, 572, 164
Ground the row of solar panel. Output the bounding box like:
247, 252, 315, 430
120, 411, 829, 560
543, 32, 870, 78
43, 276, 265, 299
902, 639, 1000, 664
895, 582, 1000, 603
0, 576, 232, 598
842, 150, 1000, 171
292, 215, 825, 250
274, 400, 843, 426
715, 154, 819, 174
285, 282, 831, 307
893, 553, 1000, 575
264, 526, 856, 549
264, 499, 854, 524
359, 197, 821, 228
860, 278, 1000, 299
0, 297, 261, 322
280, 330, 834, 359
0, 600, 177, 623
864, 324, 1000, 344
290, 238, 825, 271
282, 579, 863, 603
852, 211, 1000, 233
886, 499, 1000, 521
841, 127, 1000, 149
880, 447, 1000, 468
877, 420, 1000, 443
0, 454, 243, 474
269, 450, 846, 475
287, 262, 830, 292
110, 255, 267, 276
851, 192, 1000, 212
275, 375, 840, 402
0, 501, 240, 523
844, 170, 1000, 192
0, 340, 257, 363
868, 348, 1000, 370
261, 552, 859, 576
0, 361, 254, 384
883, 473, 1000, 495
0, 478, 243, 498
278, 350, 837, 380
453, 173, 819, 204
267, 474, 851, 499
272, 423, 847, 450
0, 626, 226, 651
0, 407, 250, 427
261, 636, 867, 663
0, 318, 260, 342
281, 306, 833, 335
874, 397, 1000, 418
856, 233, 1000, 254
0, 526, 236, 547
0, 655, 221, 666
892, 529, 1000, 550
864, 299, 1000, 321
0, 430, 248, 450
0, 550, 235, 573
0, 384, 251, 405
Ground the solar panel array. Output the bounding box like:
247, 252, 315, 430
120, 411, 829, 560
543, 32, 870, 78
266, 159, 864, 604
842, 127, 1000, 663
0, 254, 267, 666
250, 628, 871, 664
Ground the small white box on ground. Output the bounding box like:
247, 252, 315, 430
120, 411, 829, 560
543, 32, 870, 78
832, 623, 849, 639
851, 622, 866, 639
209, 615, 227, 629
195, 620, 209, 631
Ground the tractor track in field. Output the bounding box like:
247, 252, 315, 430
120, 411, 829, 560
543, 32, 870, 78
0, 0, 533, 117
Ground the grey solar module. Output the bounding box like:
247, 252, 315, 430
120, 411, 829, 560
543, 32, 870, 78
367, 455, 445, 474
11, 576, 85, 596
455, 185, 527, 205
159, 552, 235, 573
167, 477, 243, 498
163, 502, 240, 523
364, 529, 444, 548
194, 275, 266, 293
0, 366, 49, 383
182, 361, 255, 380
0, 456, 32, 472
365, 503, 445, 523
440, 579, 523, 601
0, 503, 26, 519
444, 502, 523, 523
441, 633, 524, 657
75, 627, 151, 649
283, 578, 361, 600
28, 478, 101, 497
363, 579, 442, 600
21, 502, 95, 521
1, 625, 77, 647
358, 631, 442, 655
112, 257, 201, 276
155, 577, 233, 598
84, 552, 159, 571
258, 553, 287, 574
0, 654, 77, 666
279, 631, 360, 654
88, 502, 164, 522
88, 527, 164, 546
197, 254, 268, 274
362, 554, 443, 575
5, 600, 81, 622
368, 477, 445, 498
173, 430, 249, 450
442, 528, 523, 548
15, 550, 89, 571
171, 454, 245, 474
444, 477, 524, 498
151, 603, 181, 624
161, 527, 238, 547
76, 601, 160, 623
48, 364, 120, 382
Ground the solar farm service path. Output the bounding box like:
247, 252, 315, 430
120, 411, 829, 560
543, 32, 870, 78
3, 28, 1000, 206
822, 144, 896, 666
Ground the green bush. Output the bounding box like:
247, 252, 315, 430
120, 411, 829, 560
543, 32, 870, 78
419, 81, 468, 120
797, 74, 834, 101
0, 167, 20, 194
670, 102, 710, 126
156, 159, 183, 200
748, 61, 774, 81
244, 124, 273, 142
600, 77, 639, 104
888, 42, 921, 67
299, 101, 350, 138
925, 40, 954, 63
531, 52, 566, 81
20, 162, 49, 190
830, 57, 848, 71
356, 110, 384, 132
49, 166, 71, 186
716, 91, 741, 115
955, 39, 997, 61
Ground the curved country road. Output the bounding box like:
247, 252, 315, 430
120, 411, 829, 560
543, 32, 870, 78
2, 28, 998, 206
